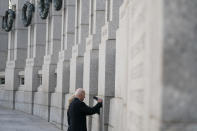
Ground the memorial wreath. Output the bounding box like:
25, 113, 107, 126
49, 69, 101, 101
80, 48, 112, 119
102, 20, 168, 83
39, 0, 51, 19
2, 9, 15, 32
22, 1, 35, 27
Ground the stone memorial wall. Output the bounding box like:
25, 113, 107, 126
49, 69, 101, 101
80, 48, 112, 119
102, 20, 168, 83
0, 0, 197, 131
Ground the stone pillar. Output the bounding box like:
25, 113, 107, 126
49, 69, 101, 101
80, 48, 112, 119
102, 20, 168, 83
3, 0, 28, 109
15, 0, 46, 114
63, 0, 89, 129
0, 0, 8, 105
96, 0, 123, 131
83, 0, 106, 130
69, 0, 89, 93
34, 1, 62, 121
0, 1, 8, 72
50, 0, 75, 129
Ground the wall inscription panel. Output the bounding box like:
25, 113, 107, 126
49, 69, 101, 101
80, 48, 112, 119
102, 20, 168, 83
127, 0, 147, 131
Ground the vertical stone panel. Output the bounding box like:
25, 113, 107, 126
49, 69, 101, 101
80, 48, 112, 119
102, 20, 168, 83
51, 0, 75, 129
83, 0, 105, 99
109, 0, 151, 131
0, 0, 8, 107
15, 0, 47, 114
56, 0, 75, 94
83, 0, 106, 130
3, 0, 28, 109
108, 1, 129, 130
0, 0, 8, 71
69, 0, 89, 93
97, 0, 123, 130
34, 0, 62, 121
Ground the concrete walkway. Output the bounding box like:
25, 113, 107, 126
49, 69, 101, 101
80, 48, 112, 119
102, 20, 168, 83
0, 106, 61, 131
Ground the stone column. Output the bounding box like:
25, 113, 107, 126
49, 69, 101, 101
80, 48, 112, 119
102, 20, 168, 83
34, 1, 62, 121
50, 0, 75, 129
83, 0, 106, 130
0, 0, 8, 105
0, 0, 8, 72
69, 0, 89, 93
3, 0, 28, 109
96, 0, 123, 131
15, 0, 46, 114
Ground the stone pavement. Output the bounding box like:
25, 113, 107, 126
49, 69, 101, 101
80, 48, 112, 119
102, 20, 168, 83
0, 106, 61, 131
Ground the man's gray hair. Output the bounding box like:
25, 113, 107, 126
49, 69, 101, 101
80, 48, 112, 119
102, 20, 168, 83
74, 88, 85, 97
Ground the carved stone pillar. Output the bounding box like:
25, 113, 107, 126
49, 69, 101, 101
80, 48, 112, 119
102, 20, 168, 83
96, 0, 123, 130
83, 0, 106, 130
69, 0, 89, 95
33, 1, 62, 121
14, 0, 46, 114
3, 0, 28, 109
0, 0, 8, 106
50, 0, 75, 129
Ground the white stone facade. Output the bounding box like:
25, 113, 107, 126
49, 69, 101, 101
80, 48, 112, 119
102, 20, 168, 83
1, 0, 197, 131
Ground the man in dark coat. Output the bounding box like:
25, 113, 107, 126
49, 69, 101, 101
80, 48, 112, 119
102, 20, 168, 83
67, 88, 102, 131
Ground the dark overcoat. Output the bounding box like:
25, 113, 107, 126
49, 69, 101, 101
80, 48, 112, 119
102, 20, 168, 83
67, 98, 102, 131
